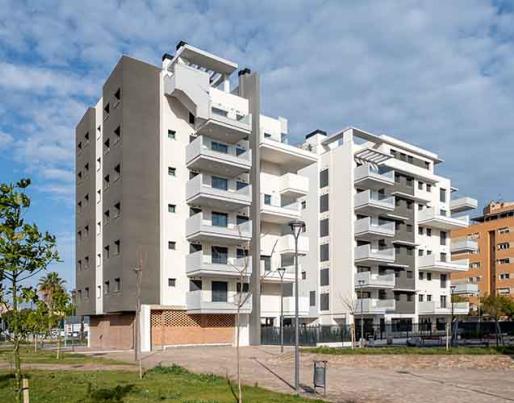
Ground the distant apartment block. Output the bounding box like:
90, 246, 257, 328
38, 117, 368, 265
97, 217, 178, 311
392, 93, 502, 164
75, 42, 477, 350
451, 201, 514, 304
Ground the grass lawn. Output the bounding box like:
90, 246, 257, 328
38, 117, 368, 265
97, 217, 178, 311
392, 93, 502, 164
303, 345, 514, 355
0, 365, 322, 402
0, 347, 129, 366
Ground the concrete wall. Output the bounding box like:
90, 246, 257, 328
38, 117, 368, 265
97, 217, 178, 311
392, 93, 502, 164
89, 313, 135, 349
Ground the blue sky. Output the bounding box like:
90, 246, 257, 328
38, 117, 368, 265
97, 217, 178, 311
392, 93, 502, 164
1, 0, 514, 289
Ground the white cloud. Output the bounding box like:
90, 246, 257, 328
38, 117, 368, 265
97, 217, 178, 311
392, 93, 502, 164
0, 131, 13, 149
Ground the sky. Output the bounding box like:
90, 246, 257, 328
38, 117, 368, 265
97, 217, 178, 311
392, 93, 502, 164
1, 0, 514, 289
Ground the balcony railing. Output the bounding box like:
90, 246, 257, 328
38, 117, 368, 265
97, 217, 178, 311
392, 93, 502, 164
277, 234, 309, 255
279, 173, 309, 196
186, 290, 252, 314
186, 174, 251, 207
186, 250, 252, 277
354, 217, 395, 238
186, 212, 252, 241
354, 190, 395, 211
418, 254, 469, 273
356, 298, 396, 313
354, 165, 394, 186
417, 207, 469, 230
451, 238, 478, 254
354, 244, 395, 263
355, 271, 396, 288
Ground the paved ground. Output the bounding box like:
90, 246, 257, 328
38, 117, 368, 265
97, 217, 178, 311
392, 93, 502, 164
85, 345, 514, 403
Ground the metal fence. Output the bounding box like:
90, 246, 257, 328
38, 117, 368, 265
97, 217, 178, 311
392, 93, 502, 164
261, 321, 514, 347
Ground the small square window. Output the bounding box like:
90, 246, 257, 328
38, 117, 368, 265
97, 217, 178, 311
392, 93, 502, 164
114, 278, 121, 292
114, 202, 121, 218
104, 281, 110, 294
114, 240, 120, 255
168, 204, 176, 213
301, 271, 306, 280
114, 88, 121, 101
301, 200, 306, 209
114, 126, 121, 143
168, 278, 176, 287
168, 241, 176, 250
168, 167, 176, 176
168, 129, 176, 139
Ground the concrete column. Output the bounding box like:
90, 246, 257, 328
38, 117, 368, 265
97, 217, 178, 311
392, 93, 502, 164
140, 305, 151, 352
239, 71, 261, 345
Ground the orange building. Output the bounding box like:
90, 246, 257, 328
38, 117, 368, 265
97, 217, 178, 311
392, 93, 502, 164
451, 201, 514, 305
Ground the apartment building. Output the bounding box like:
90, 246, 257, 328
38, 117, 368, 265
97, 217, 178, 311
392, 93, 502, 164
298, 127, 477, 331
75, 42, 314, 350
451, 201, 514, 304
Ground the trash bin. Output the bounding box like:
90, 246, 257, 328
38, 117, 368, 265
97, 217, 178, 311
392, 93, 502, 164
313, 360, 327, 395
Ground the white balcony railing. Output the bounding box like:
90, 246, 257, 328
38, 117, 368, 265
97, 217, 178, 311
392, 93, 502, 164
356, 298, 395, 313
354, 165, 394, 185
186, 174, 251, 205
279, 173, 309, 196
418, 301, 469, 315
354, 217, 395, 237
186, 250, 252, 277
451, 238, 479, 254
417, 207, 469, 230
354, 244, 395, 262
186, 290, 252, 314
418, 254, 469, 273
186, 212, 252, 241
354, 190, 395, 211
277, 234, 309, 255
186, 135, 251, 169
355, 271, 395, 288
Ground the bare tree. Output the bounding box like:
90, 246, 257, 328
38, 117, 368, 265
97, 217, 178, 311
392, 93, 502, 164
337, 292, 359, 349
133, 248, 146, 379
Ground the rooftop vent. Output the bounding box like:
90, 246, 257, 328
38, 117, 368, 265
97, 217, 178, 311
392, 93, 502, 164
238, 68, 252, 76
176, 40, 188, 51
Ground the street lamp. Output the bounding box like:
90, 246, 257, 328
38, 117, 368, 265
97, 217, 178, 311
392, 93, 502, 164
450, 285, 456, 346
357, 279, 365, 347
277, 267, 286, 353
288, 219, 305, 394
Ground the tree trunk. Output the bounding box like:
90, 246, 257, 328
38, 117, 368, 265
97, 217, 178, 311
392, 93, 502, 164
236, 307, 242, 403
12, 277, 22, 402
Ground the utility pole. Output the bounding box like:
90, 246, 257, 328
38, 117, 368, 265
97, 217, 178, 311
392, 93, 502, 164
358, 279, 365, 347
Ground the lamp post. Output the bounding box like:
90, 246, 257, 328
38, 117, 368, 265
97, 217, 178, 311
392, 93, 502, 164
450, 285, 456, 346
289, 220, 305, 394
357, 279, 365, 346
277, 267, 286, 353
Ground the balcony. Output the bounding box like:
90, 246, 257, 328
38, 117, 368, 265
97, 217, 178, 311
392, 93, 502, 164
418, 254, 469, 273
279, 173, 309, 198
355, 298, 396, 314
417, 207, 469, 230
418, 301, 469, 315
260, 194, 301, 224
261, 294, 310, 317
452, 283, 479, 295
261, 264, 298, 283
355, 271, 395, 289
354, 244, 395, 264
260, 136, 317, 172
450, 197, 478, 214
186, 251, 252, 278
354, 190, 395, 215
186, 290, 252, 314
354, 217, 395, 240
186, 213, 252, 244
354, 165, 394, 189
186, 135, 251, 177
451, 238, 479, 254
196, 108, 251, 144
186, 174, 251, 211
277, 234, 309, 255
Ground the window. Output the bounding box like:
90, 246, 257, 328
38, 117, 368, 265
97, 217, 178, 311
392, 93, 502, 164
104, 210, 110, 224
236, 215, 249, 225
97, 285, 101, 298
418, 204, 423, 211
188, 112, 195, 124
309, 291, 316, 306
114, 88, 121, 101
211, 176, 227, 190
114, 202, 120, 218
426, 228, 432, 237
84, 225, 89, 238
418, 249, 424, 257
406, 224, 413, 232
440, 295, 447, 308
114, 240, 120, 255
77, 260, 82, 271
406, 176, 413, 186
427, 294, 432, 302
264, 132, 272, 138
320, 194, 329, 213
211, 281, 228, 302
114, 278, 121, 292
407, 155, 413, 164
97, 253, 101, 266
407, 294, 413, 302
96, 157, 101, 171
390, 149, 397, 157
419, 272, 424, 280
77, 141, 82, 151
320, 293, 329, 311
418, 227, 424, 235
236, 283, 249, 293
97, 189, 101, 203
84, 163, 89, 172
498, 258, 510, 265
212, 212, 228, 227
440, 188, 447, 203
426, 184, 432, 192
168, 204, 176, 213
168, 167, 176, 176
395, 173, 401, 183
168, 129, 176, 140
498, 227, 510, 234
261, 255, 271, 271
440, 231, 447, 246
498, 242, 510, 250
211, 141, 228, 153
264, 194, 272, 205
77, 171, 82, 181
418, 294, 424, 302
114, 126, 121, 143
406, 270, 413, 279
77, 230, 82, 241
440, 274, 447, 288
84, 256, 89, 269
104, 138, 110, 153
103, 174, 110, 189
320, 219, 329, 237
84, 287, 89, 299
168, 241, 176, 250
212, 246, 228, 264
301, 200, 306, 209
319, 169, 329, 188
190, 280, 202, 291
320, 268, 329, 286
406, 201, 413, 210
236, 181, 248, 190
320, 243, 329, 262
424, 161, 430, 170
470, 262, 480, 269
236, 248, 248, 259
301, 271, 306, 280
499, 273, 510, 280
418, 181, 423, 190
427, 272, 432, 281
114, 164, 120, 181
103, 245, 110, 260
104, 281, 110, 294
168, 278, 176, 287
